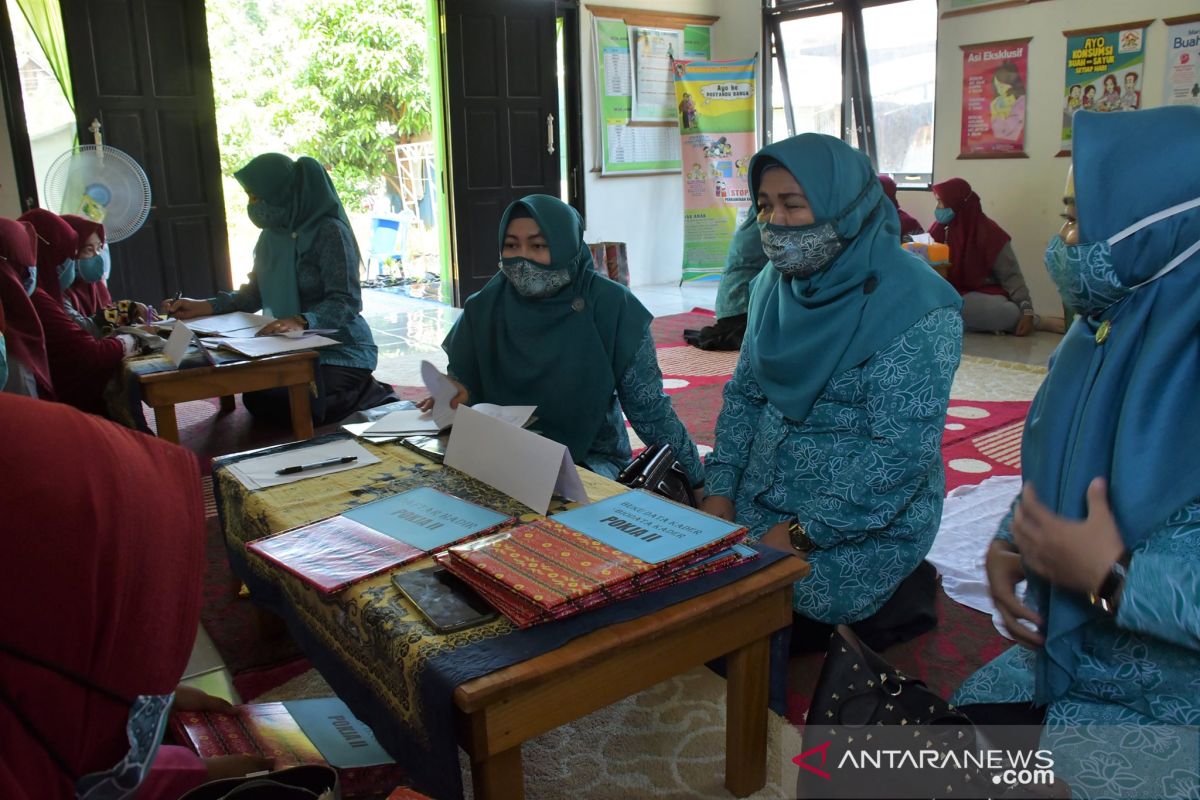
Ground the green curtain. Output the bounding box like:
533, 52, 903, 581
15, 0, 74, 110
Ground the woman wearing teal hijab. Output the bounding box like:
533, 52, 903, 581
428, 194, 703, 487
953, 107, 1200, 798
166, 154, 395, 425
702, 133, 963, 641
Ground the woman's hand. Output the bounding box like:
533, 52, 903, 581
760, 520, 802, 555
172, 684, 234, 713
256, 316, 306, 337
701, 495, 735, 521
985, 539, 1044, 649
1012, 479, 1125, 597
1014, 312, 1035, 337
132, 302, 153, 323
415, 374, 469, 411
164, 298, 212, 319
203, 754, 276, 781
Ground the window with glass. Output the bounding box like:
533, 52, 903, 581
763, 0, 937, 187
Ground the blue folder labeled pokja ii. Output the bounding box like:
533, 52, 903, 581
550, 489, 743, 565
341, 486, 511, 552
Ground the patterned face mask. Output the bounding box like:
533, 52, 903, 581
247, 200, 290, 230
1045, 194, 1200, 317
500, 257, 572, 298
758, 220, 845, 278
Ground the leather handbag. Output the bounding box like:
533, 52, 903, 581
617, 443, 697, 507
179, 764, 340, 800
799, 625, 986, 799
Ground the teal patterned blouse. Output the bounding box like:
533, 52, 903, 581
706, 306, 962, 624
574, 332, 705, 487
953, 499, 1200, 799
209, 220, 377, 371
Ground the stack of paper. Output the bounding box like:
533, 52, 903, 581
201, 334, 340, 358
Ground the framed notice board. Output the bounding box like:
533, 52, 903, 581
589, 6, 716, 175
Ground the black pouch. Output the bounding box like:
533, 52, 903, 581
616, 443, 697, 508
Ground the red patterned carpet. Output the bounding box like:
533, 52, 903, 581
201, 311, 1027, 704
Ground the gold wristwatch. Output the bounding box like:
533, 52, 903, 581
787, 519, 814, 554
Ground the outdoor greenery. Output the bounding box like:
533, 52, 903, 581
207, 0, 431, 211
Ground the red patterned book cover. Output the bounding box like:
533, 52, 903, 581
247, 516, 424, 593
441, 507, 747, 625
438, 543, 756, 627
169, 701, 406, 798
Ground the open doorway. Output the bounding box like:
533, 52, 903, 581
205, 0, 451, 305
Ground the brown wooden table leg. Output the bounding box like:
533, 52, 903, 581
219, 395, 236, 413
470, 745, 523, 800
725, 633, 771, 797
152, 405, 180, 444
287, 383, 314, 440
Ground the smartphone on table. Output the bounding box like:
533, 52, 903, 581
392, 566, 498, 633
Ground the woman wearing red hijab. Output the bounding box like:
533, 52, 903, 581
0, 218, 54, 398
0, 394, 273, 799
61, 214, 114, 318
20, 209, 139, 415
878, 174, 925, 238
929, 177, 1036, 336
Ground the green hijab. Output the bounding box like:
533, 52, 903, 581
442, 194, 652, 462
746, 134, 962, 421
234, 154, 359, 319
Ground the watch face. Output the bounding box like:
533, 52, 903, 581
788, 523, 814, 553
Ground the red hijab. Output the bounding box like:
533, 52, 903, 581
18, 209, 79, 305
0, 394, 205, 799
877, 175, 925, 238
0, 219, 54, 398
61, 214, 112, 316
928, 177, 1011, 294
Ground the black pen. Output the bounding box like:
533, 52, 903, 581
275, 455, 358, 475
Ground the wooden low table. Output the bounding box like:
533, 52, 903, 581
455, 557, 807, 800
137, 350, 318, 444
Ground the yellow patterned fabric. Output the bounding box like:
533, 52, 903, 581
214, 439, 622, 749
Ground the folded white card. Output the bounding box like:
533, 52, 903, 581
443, 404, 587, 514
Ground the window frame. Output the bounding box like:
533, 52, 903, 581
762, 0, 936, 188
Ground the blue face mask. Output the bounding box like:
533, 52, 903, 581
934, 207, 955, 225
758, 220, 845, 277
23, 265, 37, 295
78, 253, 107, 283
58, 259, 77, 291
500, 256, 572, 298
0, 334, 7, 389
1045, 194, 1200, 318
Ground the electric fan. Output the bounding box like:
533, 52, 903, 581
42, 119, 152, 243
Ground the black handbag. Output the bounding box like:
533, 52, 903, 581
616, 443, 698, 507
179, 764, 340, 800
798, 625, 989, 799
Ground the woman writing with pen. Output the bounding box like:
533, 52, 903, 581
165, 153, 395, 426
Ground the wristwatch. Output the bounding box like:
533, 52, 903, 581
787, 519, 814, 554
1090, 550, 1131, 615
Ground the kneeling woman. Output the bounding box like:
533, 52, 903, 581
168, 154, 395, 425
428, 194, 703, 488
703, 134, 963, 640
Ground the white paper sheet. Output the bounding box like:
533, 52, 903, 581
420, 360, 458, 431
471, 403, 536, 429
163, 321, 195, 366
443, 405, 587, 514
361, 408, 441, 436
280, 328, 339, 338
340, 421, 401, 443
176, 311, 274, 336
225, 439, 380, 491
202, 335, 339, 358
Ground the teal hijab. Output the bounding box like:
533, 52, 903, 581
234, 154, 359, 318
1025, 107, 1200, 705
746, 134, 961, 421
442, 195, 652, 462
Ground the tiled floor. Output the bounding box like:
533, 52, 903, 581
188, 281, 1060, 701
